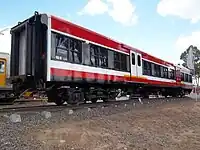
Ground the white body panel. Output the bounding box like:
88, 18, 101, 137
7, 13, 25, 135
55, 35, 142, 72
142, 75, 176, 83
49, 60, 129, 77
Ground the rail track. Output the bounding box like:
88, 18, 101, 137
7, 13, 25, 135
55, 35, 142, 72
0, 96, 192, 113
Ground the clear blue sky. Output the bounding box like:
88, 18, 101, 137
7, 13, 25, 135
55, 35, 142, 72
0, 0, 199, 63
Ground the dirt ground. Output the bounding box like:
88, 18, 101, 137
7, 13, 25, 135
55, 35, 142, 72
33, 100, 200, 150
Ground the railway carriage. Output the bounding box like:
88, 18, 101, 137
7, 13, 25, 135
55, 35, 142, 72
7, 11, 193, 105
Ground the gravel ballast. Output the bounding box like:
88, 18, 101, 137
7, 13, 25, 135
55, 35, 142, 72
0, 98, 195, 150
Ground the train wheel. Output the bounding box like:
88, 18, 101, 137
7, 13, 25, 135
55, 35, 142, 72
91, 98, 98, 103
102, 98, 109, 102
68, 88, 84, 105
55, 90, 66, 106
55, 97, 65, 106
179, 90, 185, 98
47, 87, 66, 106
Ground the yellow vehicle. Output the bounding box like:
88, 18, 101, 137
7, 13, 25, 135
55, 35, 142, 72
0, 52, 10, 88
0, 52, 39, 104
0, 52, 13, 103
0, 58, 6, 87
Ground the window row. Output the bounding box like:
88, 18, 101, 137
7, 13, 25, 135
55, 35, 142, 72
142, 60, 193, 83
142, 60, 175, 79
51, 32, 130, 72
181, 72, 192, 83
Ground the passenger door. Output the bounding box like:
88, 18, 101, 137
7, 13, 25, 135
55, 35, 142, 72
130, 51, 137, 76
136, 53, 142, 76
0, 58, 6, 87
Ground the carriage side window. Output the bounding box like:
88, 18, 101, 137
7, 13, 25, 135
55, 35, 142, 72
155, 64, 161, 77
169, 69, 175, 79
69, 38, 82, 63
51, 33, 57, 59
185, 74, 189, 82
160, 66, 164, 78
90, 44, 99, 66
147, 61, 152, 75
155, 65, 159, 77
121, 54, 128, 71
99, 47, 108, 68
151, 63, 155, 76
188, 74, 190, 82
89, 44, 108, 68
172, 70, 175, 79
112, 52, 129, 72
51, 32, 82, 64
132, 53, 135, 65
142, 60, 151, 75
154, 64, 158, 77
181, 72, 184, 81
114, 52, 120, 70
82, 42, 91, 65
108, 50, 114, 69
189, 75, 192, 83
163, 67, 168, 78
126, 55, 130, 72
142, 60, 147, 75
158, 65, 161, 77
54, 34, 69, 61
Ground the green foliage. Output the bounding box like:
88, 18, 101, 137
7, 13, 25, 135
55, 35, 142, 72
180, 45, 200, 85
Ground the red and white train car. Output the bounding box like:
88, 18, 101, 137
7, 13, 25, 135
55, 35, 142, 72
9, 11, 193, 105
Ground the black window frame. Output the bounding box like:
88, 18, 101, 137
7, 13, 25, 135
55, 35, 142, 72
142, 60, 152, 76
89, 44, 108, 68
169, 69, 175, 80
142, 60, 173, 80
51, 31, 82, 64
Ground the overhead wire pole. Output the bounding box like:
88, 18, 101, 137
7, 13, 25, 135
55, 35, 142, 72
186, 45, 196, 100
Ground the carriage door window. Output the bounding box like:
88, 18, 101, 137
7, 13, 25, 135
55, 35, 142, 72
137, 55, 141, 66
132, 53, 135, 65
0, 61, 5, 73
0, 60, 6, 87
131, 52, 136, 76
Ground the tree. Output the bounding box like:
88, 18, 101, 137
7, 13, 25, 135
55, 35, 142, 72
180, 45, 200, 86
